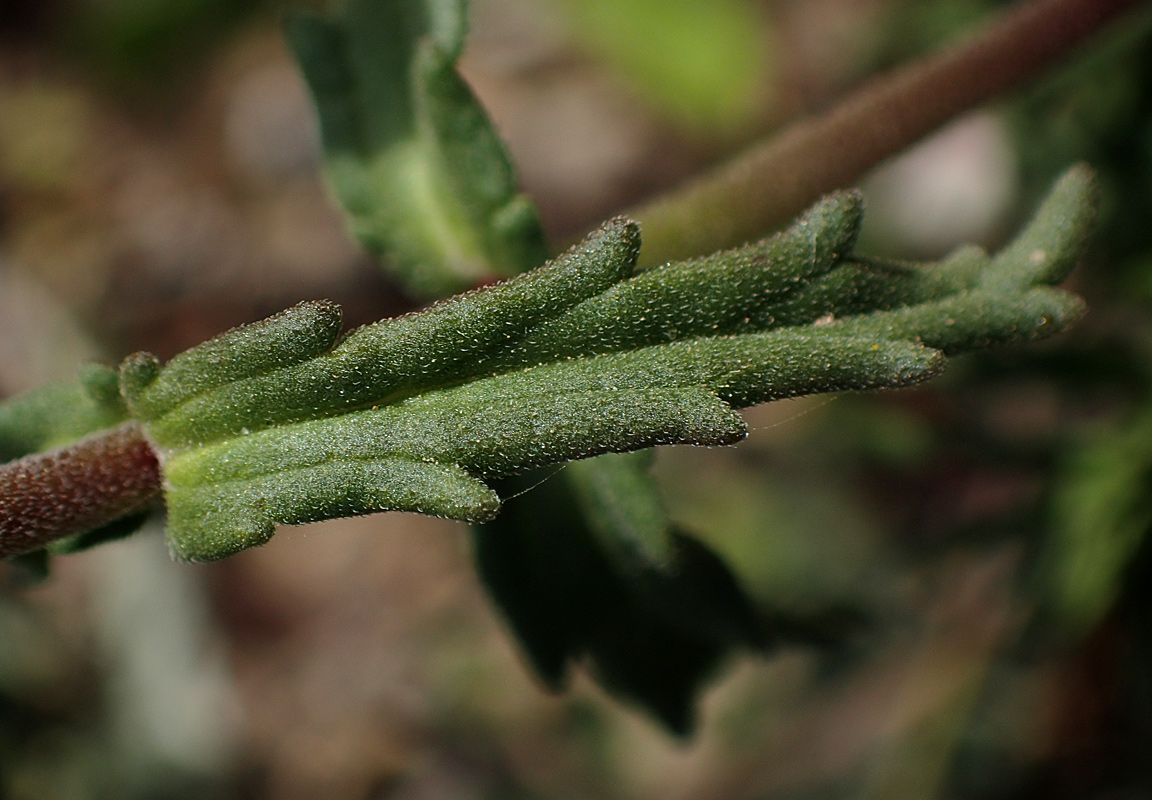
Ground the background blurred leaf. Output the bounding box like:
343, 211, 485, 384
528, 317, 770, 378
71, 0, 261, 82
1042, 410, 1152, 634
476, 452, 765, 734
548, 0, 771, 135
285, 0, 548, 296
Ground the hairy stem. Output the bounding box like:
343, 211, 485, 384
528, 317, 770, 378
0, 424, 161, 559
630, 0, 1142, 266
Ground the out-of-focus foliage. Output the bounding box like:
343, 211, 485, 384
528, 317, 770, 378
547, 0, 771, 135
1044, 409, 1152, 634
69, 0, 264, 82
1011, 6, 1152, 285
871, 0, 999, 67
1013, 7, 1152, 630
841, 4, 1152, 794
285, 0, 548, 297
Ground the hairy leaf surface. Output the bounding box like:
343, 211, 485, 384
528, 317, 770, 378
116, 168, 1093, 562
0, 365, 128, 463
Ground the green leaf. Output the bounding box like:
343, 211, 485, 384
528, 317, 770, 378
285, 0, 548, 296
0, 364, 129, 463
119, 168, 1093, 562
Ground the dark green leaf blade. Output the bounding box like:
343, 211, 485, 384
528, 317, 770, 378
474, 465, 761, 735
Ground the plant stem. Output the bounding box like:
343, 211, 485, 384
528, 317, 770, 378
0, 424, 161, 560
630, 0, 1143, 267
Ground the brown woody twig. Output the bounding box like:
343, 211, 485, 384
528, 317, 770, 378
0, 424, 161, 559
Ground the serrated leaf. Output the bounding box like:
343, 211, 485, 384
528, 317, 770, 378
285, 0, 548, 296
116, 169, 1093, 562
